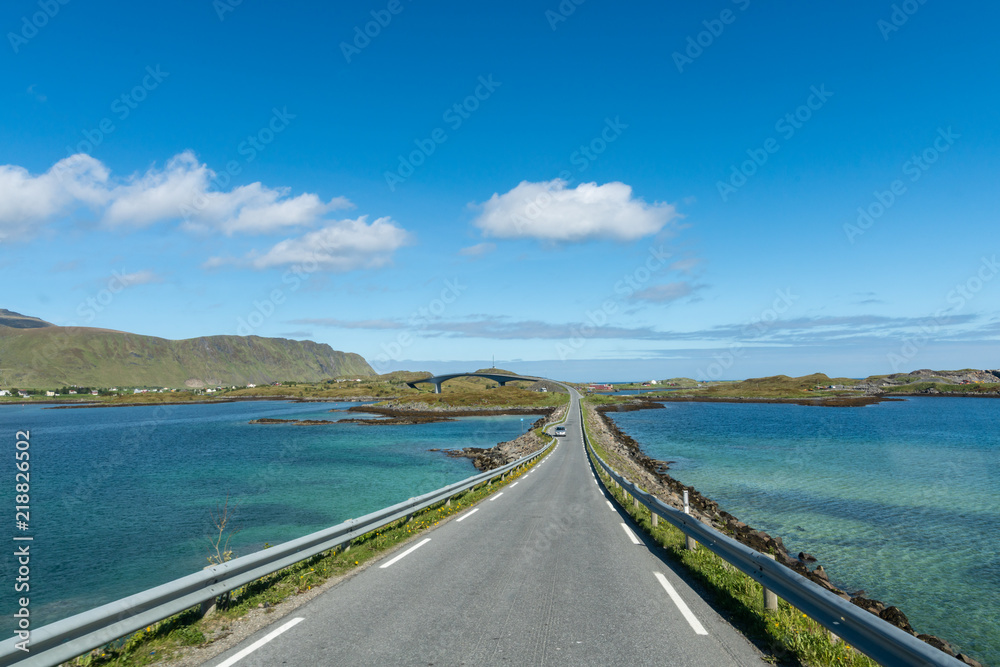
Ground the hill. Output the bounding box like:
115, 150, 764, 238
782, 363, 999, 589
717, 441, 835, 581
0, 321, 373, 388
0, 309, 54, 329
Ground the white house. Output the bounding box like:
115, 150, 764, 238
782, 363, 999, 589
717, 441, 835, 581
46, 391, 56, 397
0, 390, 9, 396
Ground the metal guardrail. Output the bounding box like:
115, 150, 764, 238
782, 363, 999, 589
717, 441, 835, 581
580, 404, 964, 667
0, 435, 556, 667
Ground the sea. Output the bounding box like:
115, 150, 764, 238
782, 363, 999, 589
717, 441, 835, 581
0, 400, 538, 635
604, 396, 999, 665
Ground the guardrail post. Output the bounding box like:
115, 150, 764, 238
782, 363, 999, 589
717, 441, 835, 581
762, 553, 778, 611
651, 512, 658, 528
683, 490, 697, 551
633, 495, 639, 510
200, 597, 216, 617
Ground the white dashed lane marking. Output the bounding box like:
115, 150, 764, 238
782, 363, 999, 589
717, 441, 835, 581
380, 538, 431, 569
214, 617, 304, 667
620, 523, 641, 545
455, 508, 479, 522
655, 572, 708, 635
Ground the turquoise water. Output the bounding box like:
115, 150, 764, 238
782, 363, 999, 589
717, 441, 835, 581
0, 401, 538, 633
606, 397, 999, 665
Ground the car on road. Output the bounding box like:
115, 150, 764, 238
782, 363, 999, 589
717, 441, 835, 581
554, 426, 566, 437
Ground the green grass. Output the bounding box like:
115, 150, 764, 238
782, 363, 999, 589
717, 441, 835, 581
65, 438, 557, 667
580, 403, 876, 667
388, 385, 569, 408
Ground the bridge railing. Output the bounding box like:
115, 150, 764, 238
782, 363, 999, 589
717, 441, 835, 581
580, 403, 963, 667
0, 431, 557, 667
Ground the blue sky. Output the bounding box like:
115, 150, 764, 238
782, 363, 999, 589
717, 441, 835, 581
2, 0, 999, 382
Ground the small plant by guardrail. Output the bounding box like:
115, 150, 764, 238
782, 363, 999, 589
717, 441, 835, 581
206, 494, 239, 567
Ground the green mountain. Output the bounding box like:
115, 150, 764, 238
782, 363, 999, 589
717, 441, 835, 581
0, 319, 374, 388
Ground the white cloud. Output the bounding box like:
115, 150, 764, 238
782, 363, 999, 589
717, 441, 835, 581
669, 257, 701, 274
103, 151, 352, 234
472, 179, 679, 242
250, 216, 412, 271
0, 154, 109, 241
632, 281, 703, 303
459, 242, 496, 256
0, 151, 356, 240
118, 270, 164, 286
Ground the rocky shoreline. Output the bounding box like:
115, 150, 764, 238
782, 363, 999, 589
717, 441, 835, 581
588, 400, 983, 666
432, 406, 566, 471
245, 403, 558, 427
44, 395, 387, 409
344, 403, 556, 425
638, 395, 898, 408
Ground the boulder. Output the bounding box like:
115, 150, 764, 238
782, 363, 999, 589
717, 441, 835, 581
798, 552, 818, 563
851, 596, 885, 615
956, 654, 983, 667
917, 634, 954, 656
878, 606, 914, 634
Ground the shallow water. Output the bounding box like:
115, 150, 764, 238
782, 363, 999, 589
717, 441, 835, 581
0, 400, 539, 632
606, 397, 999, 665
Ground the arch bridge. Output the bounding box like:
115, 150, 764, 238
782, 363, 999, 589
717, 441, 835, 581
406, 371, 540, 394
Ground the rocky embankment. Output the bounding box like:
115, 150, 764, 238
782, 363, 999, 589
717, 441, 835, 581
433, 405, 567, 471
651, 396, 893, 407
345, 402, 557, 426
588, 400, 983, 667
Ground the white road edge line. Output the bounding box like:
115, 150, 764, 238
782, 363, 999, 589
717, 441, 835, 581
455, 508, 479, 522
606, 500, 614, 511
620, 523, 641, 545
654, 572, 709, 636
510, 482, 519, 487
489, 492, 504, 502
379, 538, 431, 569
215, 616, 304, 667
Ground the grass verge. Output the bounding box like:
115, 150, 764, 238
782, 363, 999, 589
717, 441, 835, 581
581, 408, 876, 667
65, 438, 557, 667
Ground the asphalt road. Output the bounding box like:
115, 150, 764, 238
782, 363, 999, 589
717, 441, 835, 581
203, 389, 764, 666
